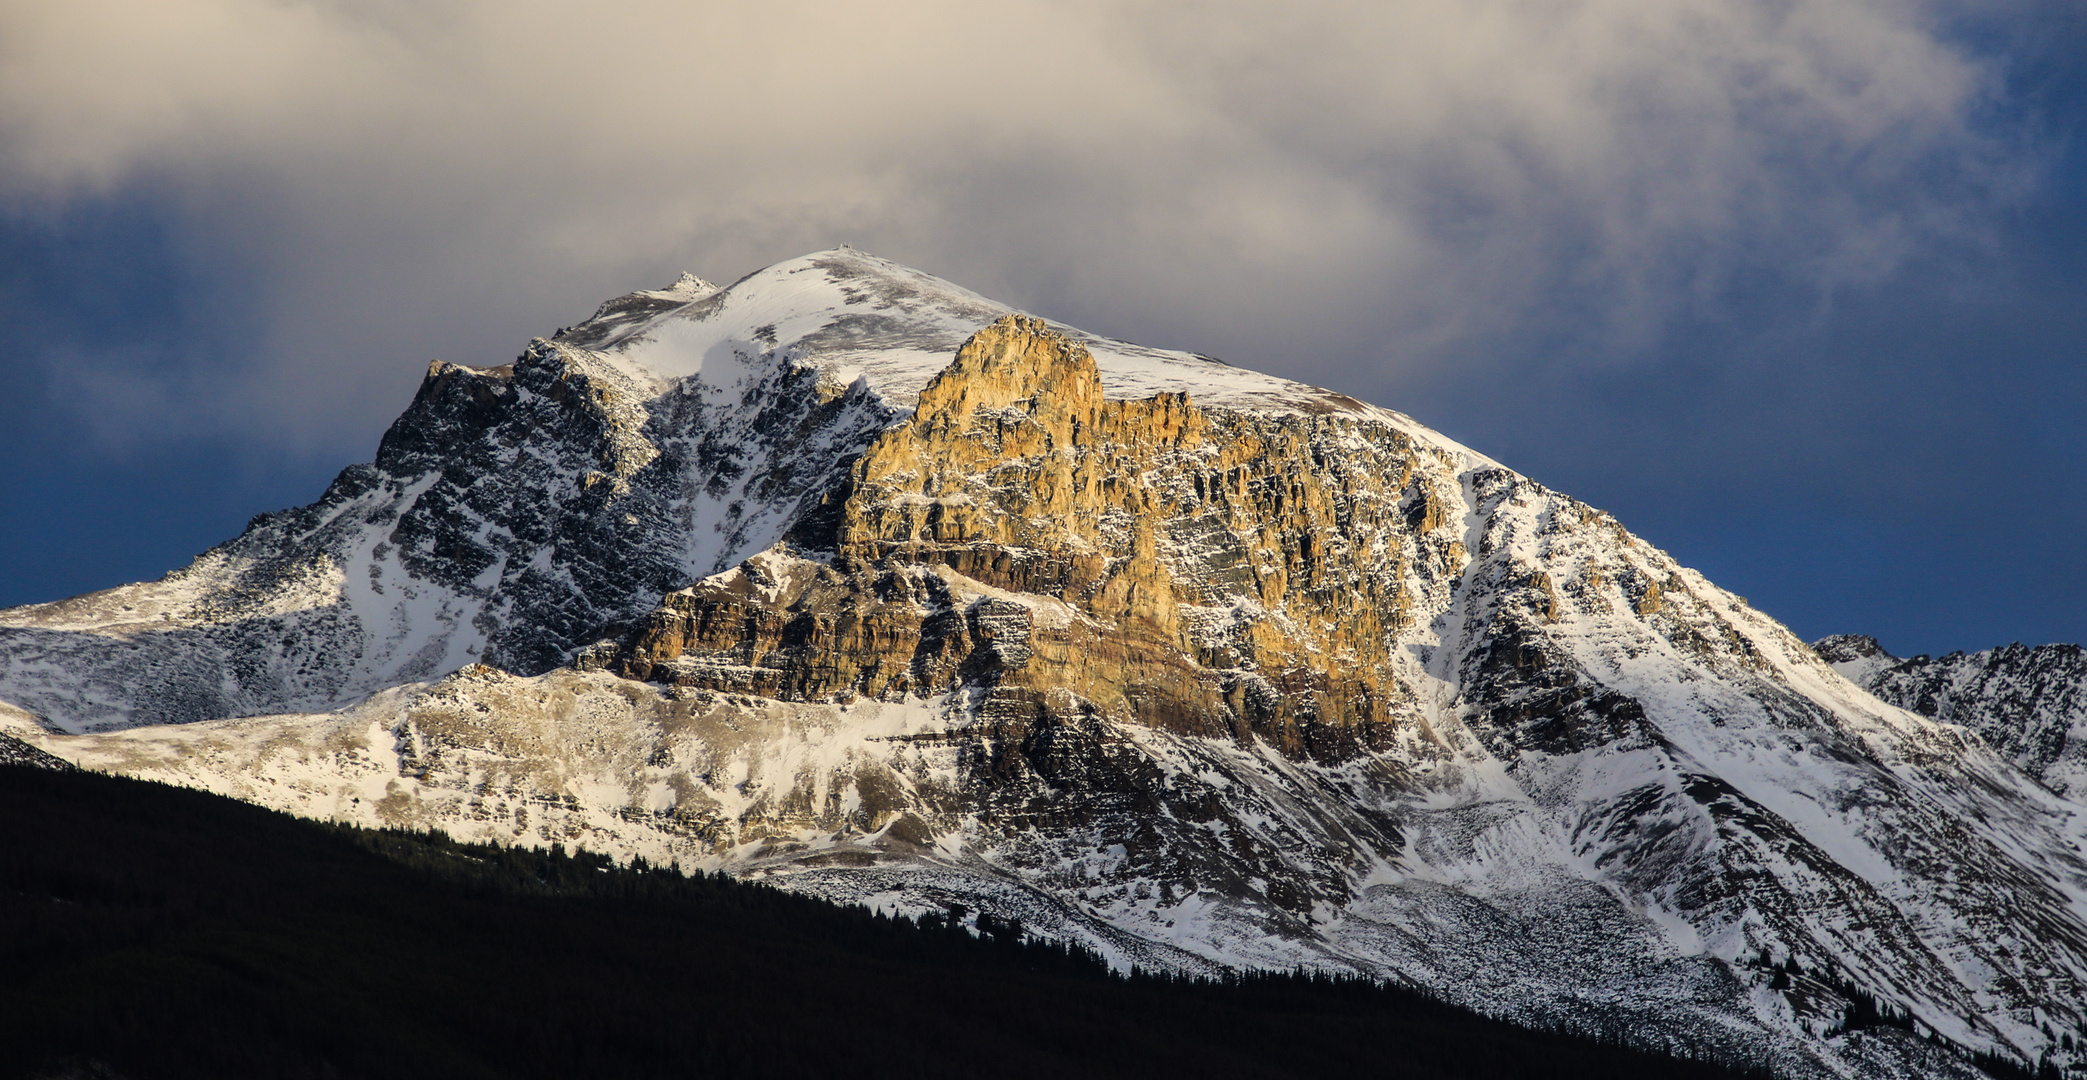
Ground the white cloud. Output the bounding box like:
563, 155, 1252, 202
0, 0, 2031, 447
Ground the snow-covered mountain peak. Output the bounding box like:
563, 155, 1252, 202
553, 269, 723, 355
560, 249, 1478, 446
5, 251, 2085, 1079
658, 270, 717, 297
1814, 633, 1900, 684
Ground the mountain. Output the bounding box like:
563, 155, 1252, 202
1817, 634, 2087, 802
3, 250, 2083, 1079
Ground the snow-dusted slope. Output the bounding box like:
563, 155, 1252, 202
1820, 634, 2087, 801
5, 250, 2085, 1079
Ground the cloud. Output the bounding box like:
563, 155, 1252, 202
0, 0, 2037, 449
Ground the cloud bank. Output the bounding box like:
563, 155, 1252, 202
0, 0, 2031, 445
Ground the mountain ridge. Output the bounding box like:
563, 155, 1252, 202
1818, 633, 2087, 801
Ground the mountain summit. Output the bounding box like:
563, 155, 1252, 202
4, 251, 2083, 1079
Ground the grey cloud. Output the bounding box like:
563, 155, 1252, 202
0, 0, 2038, 451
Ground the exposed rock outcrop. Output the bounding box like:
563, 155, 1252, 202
611, 315, 1457, 760
0, 731, 74, 770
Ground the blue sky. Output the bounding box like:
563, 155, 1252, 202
2, 1, 2081, 658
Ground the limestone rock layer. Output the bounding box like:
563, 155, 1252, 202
615, 314, 1448, 760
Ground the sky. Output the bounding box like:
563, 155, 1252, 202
1, 0, 2082, 658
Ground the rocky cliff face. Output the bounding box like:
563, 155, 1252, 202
611, 314, 1456, 759
5, 251, 2085, 1080
0, 271, 894, 731
1819, 634, 2087, 800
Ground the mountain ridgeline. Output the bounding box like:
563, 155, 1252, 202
3, 250, 2083, 1079
1817, 634, 2087, 803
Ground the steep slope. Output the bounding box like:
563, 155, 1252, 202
1818, 634, 2087, 800
5, 250, 2085, 1079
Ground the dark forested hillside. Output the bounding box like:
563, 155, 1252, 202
0, 764, 1778, 1080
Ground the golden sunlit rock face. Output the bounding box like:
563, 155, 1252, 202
616, 314, 1471, 761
